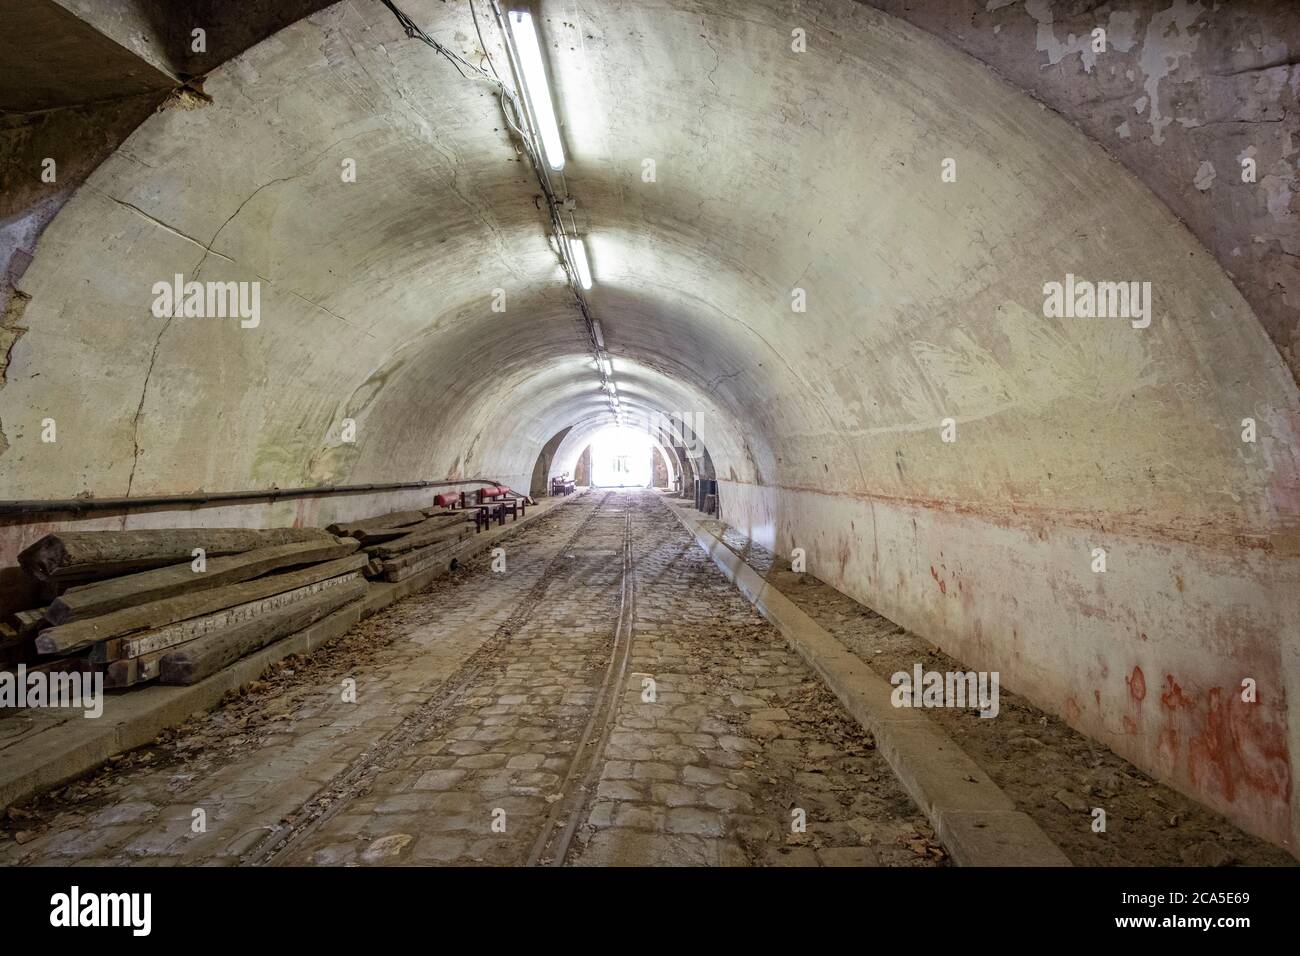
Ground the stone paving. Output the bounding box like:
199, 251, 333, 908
1, 491, 941, 867
569, 496, 938, 867
0, 496, 601, 866
695, 513, 1295, 868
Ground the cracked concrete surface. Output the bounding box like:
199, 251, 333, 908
1, 0, 1299, 856
867, 0, 1300, 377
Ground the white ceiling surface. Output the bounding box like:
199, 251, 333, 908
2, 0, 1295, 545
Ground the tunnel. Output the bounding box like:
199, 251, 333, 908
1, 0, 1298, 902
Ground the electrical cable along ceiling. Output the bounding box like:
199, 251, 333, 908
11, 0, 1287, 521
3, 0, 1299, 851
380, 0, 639, 430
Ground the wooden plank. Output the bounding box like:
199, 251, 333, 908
350, 528, 412, 546
12, 608, 46, 636
45, 537, 355, 625
37, 552, 366, 656
379, 536, 464, 573
348, 513, 463, 545
382, 540, 462, 582
352, 514, 464, 549
19, 528, 338, 583
326, 510, 426, 538
91, 570, 365, 663
104, 652, 165, 689
160, 577, 368, 685
365, 520, 472, 560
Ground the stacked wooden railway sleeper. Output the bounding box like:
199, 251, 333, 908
326, 507, 476, 584
2, 504, 477, 694
8, 528, 366, 690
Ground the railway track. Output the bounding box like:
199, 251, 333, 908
527, 507, 636, 866
245, 491, 617, 867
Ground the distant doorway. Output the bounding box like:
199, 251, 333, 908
590, 427, 654, 487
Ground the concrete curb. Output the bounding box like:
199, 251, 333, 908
0, 495, 577, 813
666, 500, 1071, 867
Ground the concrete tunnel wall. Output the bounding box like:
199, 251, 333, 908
1, 0, 1298, 851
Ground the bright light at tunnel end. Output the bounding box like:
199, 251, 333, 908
509, 10, 565, 172
590, 426, 655, 487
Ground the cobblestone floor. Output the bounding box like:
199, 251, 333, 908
1, 491, 941, 867
694, 511, 1295, 868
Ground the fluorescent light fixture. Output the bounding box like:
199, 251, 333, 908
569, 237, 593, 290
509, 10, 565, 171
600, 356, 613, 378
592, 318, 605, 349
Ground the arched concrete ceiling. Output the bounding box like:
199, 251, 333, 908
2, 0, 1297, 551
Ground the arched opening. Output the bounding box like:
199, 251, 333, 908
2, 0, 1297, 875
529, 426, 571, 498
589, 426, 654, 488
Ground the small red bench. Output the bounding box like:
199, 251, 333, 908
492, 485, 528, 518
459, 487, 510, 529
430, 490, 497, 531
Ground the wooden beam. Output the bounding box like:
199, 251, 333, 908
37, 552, 366, 655
382, 540, 462, 582
11, 608, 46, 636
45, 537, 356, 625
159, 577, 367, 685
326, 510, 426, 538
348, 516, 464, 548
90, 569, 365, 663
365, 520, 472, 559
104, 652, 165, 689
19, 527, 338, 583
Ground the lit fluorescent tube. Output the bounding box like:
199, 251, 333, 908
601, 356, 613, 377
592, 318, 605, 348
570, 237, 593, 290
510, 11, 565, 171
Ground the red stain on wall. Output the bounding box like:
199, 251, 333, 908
1187, 687, 1291, 806
1127, 666, 1146, 702
1158, 726, 1180, 762
1161, 674, 1190, 711
1146, 670, 1294, 838
929, 564, 946, 595
1064, 696, 1081, 722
